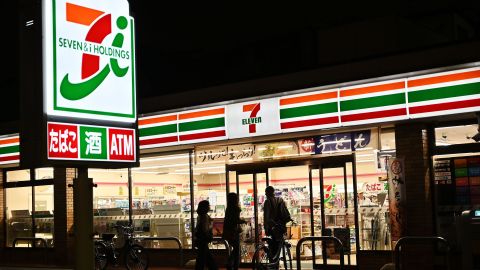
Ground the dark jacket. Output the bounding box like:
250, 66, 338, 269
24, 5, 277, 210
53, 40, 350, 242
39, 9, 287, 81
222, 206, 244, 242
263, 196, 291, 235
195, 214, 213, 246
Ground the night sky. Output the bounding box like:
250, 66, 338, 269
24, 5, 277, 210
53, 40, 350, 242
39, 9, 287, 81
1, 0, 480, 123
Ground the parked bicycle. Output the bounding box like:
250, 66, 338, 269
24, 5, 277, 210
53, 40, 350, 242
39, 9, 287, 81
94, 224, 149, 270
253, 221, 295, 270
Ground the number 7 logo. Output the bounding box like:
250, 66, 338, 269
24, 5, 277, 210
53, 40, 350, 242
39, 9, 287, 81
243, 103, 261, 133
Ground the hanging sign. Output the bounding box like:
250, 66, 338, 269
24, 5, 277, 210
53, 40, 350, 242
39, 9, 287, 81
195, 144, 257, 164
19, 0, 138, 168
47, 121, 136, 162
387, 157, 406, 241
44, 0, 136, 122
313, 130, 374, 154
226, 98, 281, 139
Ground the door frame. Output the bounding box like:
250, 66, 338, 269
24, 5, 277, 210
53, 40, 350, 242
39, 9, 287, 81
225, 154, 359, 269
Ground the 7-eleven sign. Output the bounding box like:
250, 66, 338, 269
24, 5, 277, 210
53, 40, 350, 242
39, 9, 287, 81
43, 0, 136, 123
226, 98, 281, 139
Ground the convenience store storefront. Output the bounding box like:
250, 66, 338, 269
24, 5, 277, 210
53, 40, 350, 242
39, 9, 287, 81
1, 63, 480, 269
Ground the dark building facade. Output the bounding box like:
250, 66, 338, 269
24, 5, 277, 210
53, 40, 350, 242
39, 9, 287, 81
1, 2, 480, 269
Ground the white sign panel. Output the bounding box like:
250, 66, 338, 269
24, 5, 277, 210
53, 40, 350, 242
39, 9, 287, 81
43, 0, 136, 123
226, 98, 281, 139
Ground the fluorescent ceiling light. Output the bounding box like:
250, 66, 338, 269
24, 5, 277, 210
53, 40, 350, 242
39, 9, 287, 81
356, 159, 375, 163
133, 163, 189, 170
176, 165, 225, 172
140, 154, 189, 162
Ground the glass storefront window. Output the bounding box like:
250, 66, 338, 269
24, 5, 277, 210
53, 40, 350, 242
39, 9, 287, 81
355, 127, 393, 251
132, 153, 192, 249
192, 153, 227, 251
91, 168, 129, 246
34, 185, 54, 247
6, 187, 33, 247
435, 124, 478, 146
6, 169, 30, 182
35, 168, 54, 180
268, 166, 311, 262
5, 168, 55, 248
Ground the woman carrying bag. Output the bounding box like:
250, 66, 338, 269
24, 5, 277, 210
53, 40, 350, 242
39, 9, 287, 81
223, 193, 246, 270
195, 200, 218, 270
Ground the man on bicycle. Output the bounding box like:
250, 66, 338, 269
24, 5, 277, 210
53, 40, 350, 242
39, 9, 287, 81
263, 186, 292, 261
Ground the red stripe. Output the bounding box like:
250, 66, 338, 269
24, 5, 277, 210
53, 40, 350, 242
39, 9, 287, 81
0, 155, 20, 162
341, 108, 406, 122
281, 116, 339, 129
409, 98, 480, 114
179, 130, 226, 141
140, 136, 178, 146
83, 14, 111, 79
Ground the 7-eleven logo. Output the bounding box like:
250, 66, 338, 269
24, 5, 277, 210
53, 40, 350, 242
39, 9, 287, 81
242, 103, 261, 133
59, 2, 130, 101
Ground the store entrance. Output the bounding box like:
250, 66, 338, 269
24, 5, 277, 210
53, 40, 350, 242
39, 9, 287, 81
226, 154, 359, 269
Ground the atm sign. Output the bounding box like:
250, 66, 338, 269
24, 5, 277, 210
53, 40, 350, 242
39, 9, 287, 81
47, 122, 136, 162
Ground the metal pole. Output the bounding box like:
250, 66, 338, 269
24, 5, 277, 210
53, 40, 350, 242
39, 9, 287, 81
128, 168, 133, 225
189, 150, 195, 251
296, 236, 344, 270
74, 167, 94, 269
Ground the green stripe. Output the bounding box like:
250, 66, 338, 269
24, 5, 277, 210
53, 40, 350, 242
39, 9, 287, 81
408, 82, 480, 103
340, 93, 405, 112
179, 117, 225, 132
139, 124, 177, 137
0, 145, 19, 155
280, 102, 338, 119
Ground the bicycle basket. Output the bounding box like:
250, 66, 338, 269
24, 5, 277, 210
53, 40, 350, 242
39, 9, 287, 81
101, 233, 116, 241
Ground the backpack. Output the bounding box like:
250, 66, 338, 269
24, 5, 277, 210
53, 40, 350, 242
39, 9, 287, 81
268, 197, 291, 239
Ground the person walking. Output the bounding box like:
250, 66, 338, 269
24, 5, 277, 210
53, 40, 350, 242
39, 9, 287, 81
194, 200, 218, 270
223, 192, 246, 270
263, 186, 292, 261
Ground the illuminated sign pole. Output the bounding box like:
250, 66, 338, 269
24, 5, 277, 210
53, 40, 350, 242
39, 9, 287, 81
19, 0, 137, 268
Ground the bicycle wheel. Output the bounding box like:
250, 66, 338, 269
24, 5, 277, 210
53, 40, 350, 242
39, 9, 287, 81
253, 244, 276, 270
125, 244, 149, 270
94, 241, 108, 270
285, 244, 292, 270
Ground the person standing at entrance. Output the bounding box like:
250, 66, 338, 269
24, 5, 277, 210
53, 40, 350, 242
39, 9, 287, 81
263, 186, 292, 260
194, 200, 218, 270
223, 192, 246, 270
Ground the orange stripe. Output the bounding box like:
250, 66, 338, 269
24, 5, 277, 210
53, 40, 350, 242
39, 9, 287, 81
66, 2, 104, 26
341, 81, 405, 97
408, 70, 480, 88
139, 115, 177, 126
0, 137, 19, 145
243, 104, 257, 112
179, 108, 225, 120
280, 91, 337, 106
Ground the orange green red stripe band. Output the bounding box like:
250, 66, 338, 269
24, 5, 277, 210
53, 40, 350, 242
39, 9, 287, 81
280, 91, 337, 106
280, 116, 339, 129
341, 108, 407, 122
179, 130, 226, 141
340, 81, 404, 98
138, 114, 177, 126
179, 108, 225, 120
408, 69, 480, 88
409, 98, 480, 114
0, 137, 19, 145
